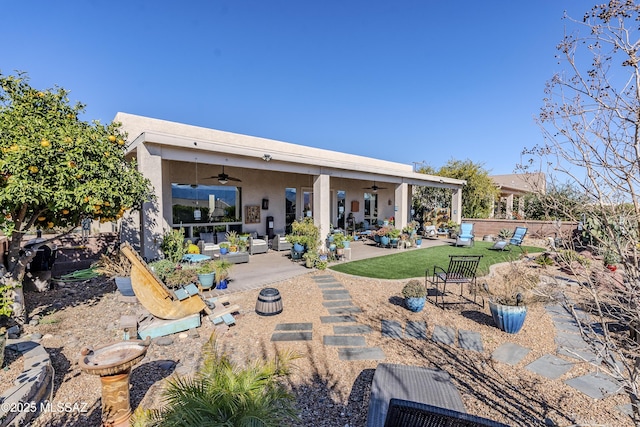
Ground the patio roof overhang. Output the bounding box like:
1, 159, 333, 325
118, 112, 465, 190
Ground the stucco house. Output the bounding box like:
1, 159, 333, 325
115, 113, 466, 260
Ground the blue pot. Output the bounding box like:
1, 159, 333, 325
216, 279, 228, 290
380, 236, 390, 246
197, 272, 215, 289
405, 297, 426, 312
489, 301, 527, 334
293, 243, 305, 253
220, 247, 229, 255
415, 239, 422, 246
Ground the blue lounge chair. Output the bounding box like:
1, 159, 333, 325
455, 223, 474, 247
490, 227, 527, 251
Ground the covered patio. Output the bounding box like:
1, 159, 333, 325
115, 112, 465, 260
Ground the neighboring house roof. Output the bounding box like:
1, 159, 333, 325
115, 112, 465, 189
491, 172, 546, 195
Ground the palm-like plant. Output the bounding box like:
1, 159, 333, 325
132, 333, 299, 426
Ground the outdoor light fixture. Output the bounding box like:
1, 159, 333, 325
262, 154, 272, 162
218, 177, 228, 185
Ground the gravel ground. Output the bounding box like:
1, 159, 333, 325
10, 261, 635, 427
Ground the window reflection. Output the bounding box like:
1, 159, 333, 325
171, 183, 241, 224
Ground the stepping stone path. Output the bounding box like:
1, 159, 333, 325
313, 274, 385, 361
270, 275, 623, 410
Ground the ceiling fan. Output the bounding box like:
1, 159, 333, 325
208, 166, 242, 185
363, 181, 387, 192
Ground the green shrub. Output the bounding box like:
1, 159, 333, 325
160, 228, 186, 263
402, 279, 426, 298
131, 333, 299, 426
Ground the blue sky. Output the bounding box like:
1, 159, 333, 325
2, 1, 590, 175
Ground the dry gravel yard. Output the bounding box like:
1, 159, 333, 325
6, 264, 635, 427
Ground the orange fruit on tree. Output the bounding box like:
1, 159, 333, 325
47, 222, 54, 229
62, 209, 69, 215
108, 135, 117, 142
117, 139, 125, 145
37, 216, 46, 221
29, 166, 38, 173
40, 139, 50, 148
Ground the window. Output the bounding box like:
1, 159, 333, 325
171, 183, 241, 225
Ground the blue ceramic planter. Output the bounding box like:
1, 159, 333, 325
197, 272, 215, 289
220, 247, 229, 255
293, 243, 305, 253
489, 301, 527, 334
405, 297, 426, 312
216, 279, 228, 290
380, 236, 390, 247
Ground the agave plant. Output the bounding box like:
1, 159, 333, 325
132, 333, 300, 426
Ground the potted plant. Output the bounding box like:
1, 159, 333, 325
226, 230, 239, 253
1, 278, 21, 368
219, 242, 230, 255
303, 251, 319, 268
482, 260, 545, 334
196, 261, 216, 290
388, 227, 401, 247
402, 279, 427, 312
286, 217, 320, 256
213, 259, 233, 289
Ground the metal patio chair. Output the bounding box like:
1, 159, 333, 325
427, 255, 483, 309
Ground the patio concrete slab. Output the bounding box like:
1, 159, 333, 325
323, 300, 354, 308
323, 335, 367, 346
565, 373, 620, 399
525, 354, 574, 379
320, 315, 356, 323
405, 321, 427, 339
327, 306, 362, 315
338, 347, 385, 361
271, 332, 312, 341
492, 343, 530, 365
458, 330, 483, 352
274, 323, 312, 331
334, 325, 373, 335
381, 320, 403, 339
432, 325, 456, 345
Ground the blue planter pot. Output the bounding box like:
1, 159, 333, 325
216, 279, 228, 290
380, 236, 390, 247
197, 272, 215, 289
374, 234, 381, 244
293, 243, 305, 253
220, 247, 229, 255
489, 301, 527, 334
405, 297, 426, 312
415, 239, 423, 247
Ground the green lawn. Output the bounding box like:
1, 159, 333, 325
329, 241, 545, 279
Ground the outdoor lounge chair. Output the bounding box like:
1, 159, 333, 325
366, 363, 466, 427
248, 234, 268, 255
427, 255, 483, 309
489, 226, 527, 251
383, 398, 510, 427
271, 234, 292, 251
455, 222, 474, 247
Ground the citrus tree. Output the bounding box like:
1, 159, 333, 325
0, 72, 152, 284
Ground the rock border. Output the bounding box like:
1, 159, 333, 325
0, 338, 53, 427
